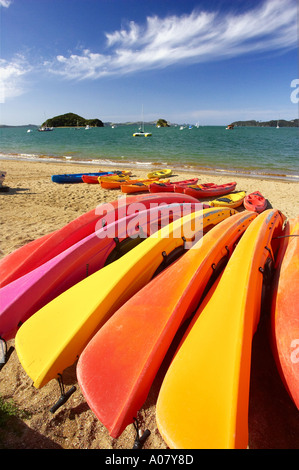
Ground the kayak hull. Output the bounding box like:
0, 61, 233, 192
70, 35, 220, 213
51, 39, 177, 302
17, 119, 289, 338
0, 193, 199, 287
77, 210, 257, 438
271, 217, 299, 409
15, 207, 216, 389
156, 209, 284, 448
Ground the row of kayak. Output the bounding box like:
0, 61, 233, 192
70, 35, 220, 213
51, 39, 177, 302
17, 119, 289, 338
89, 174, 268, 213
0, 191, 297, 448
51, 168, 268, 213
51, 168, 172, 184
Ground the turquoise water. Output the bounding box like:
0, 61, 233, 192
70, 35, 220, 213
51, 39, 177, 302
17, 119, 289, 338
0, 125, 298, 181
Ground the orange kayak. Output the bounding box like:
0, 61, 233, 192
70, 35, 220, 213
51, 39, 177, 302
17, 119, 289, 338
121, 179, 170, 194
271, 216, 299, 409
77, 210, 258, 438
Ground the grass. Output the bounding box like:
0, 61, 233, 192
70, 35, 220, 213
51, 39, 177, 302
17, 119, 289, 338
0, 394, 31, 426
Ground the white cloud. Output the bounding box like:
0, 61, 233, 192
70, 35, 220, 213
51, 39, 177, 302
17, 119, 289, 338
0, 0, 12, 7
0, 56, 31, 103
48, 0, 297, 80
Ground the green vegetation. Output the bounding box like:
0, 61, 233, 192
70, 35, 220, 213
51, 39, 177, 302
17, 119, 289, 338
0, 395, 31, 426
42, 112, 104, 127
230, 119, 299, 127
156, 119, 169, 127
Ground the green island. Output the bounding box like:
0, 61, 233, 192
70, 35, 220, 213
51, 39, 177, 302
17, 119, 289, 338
42, 113, 104, 128
230, 119, 299, 128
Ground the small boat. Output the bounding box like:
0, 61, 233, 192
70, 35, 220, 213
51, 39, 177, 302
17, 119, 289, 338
147, 169, 172, 179
210, 191, 246, 209
133, 130, 152, 137
149, 178, 198, 193
38, 126, 53, 132
133, 106, 152, 137
226, 124, 234, 130
243, 191, 267, 213
184, 182, 237, 199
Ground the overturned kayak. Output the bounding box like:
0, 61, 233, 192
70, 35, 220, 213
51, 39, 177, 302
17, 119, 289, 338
271, 216, 299, 409
15, 207, 222, 390
77, 210, 257, 439
0, 193, 199, 287
156, 209, 284, 448
0, 202, 200, 341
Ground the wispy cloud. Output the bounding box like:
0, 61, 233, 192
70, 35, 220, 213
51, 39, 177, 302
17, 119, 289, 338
0, 55, 31, 103
0, 0, 12, 8
48, 0, 297, 80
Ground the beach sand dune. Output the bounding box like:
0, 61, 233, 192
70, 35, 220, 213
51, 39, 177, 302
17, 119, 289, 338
0, 160, 298, 449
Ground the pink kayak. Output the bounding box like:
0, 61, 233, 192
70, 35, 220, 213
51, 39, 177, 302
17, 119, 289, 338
0, 202, 200, 340
0, 193, 199, 288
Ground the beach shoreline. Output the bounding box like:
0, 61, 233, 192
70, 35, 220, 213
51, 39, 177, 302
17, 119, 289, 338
0, 158, 298, 450
1, 152, 298, 183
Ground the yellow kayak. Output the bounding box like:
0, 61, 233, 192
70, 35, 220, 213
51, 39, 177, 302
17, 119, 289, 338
156, 209, 284, 448
147, 169, 172, 179
15, 207, 232, 391
210, 191, 246, 208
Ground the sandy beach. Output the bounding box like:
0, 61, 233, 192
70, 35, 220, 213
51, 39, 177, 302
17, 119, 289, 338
0, 159, 298, 450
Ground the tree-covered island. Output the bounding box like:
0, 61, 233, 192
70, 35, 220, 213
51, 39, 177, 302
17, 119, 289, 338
42, 113, 104, 127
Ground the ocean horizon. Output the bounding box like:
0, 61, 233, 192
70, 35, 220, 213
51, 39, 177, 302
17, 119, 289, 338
1, 124, 298, 182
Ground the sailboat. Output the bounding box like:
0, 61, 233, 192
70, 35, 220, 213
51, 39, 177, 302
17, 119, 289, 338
133, 105, 152, 137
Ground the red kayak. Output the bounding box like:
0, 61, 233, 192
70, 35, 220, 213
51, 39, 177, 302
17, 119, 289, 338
183, 182, 237, 199
149, 178, 198, 193
243, 191, 267, 213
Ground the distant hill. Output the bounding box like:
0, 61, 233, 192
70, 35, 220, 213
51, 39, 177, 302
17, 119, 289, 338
230, 119, 299, 128
42, 113, 104, 127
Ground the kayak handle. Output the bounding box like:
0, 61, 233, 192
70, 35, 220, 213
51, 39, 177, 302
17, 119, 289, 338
50, 374, 76, 413
132, 417, 151, 449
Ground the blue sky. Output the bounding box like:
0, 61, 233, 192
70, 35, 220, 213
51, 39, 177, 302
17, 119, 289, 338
0, 0, 298, 125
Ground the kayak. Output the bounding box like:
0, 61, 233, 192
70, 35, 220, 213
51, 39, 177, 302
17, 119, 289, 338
149, 178, 198, 193
244, 191, 267, 213
156, 209, 284, 448
0, 193, 200, 287
15, 207, 221, 390
51, 171, 114, 184
271, 216, 299, 409
0, 202, 199, 341
183, 182, 237, 198
121, 179, 170, 194
77, 210, 257, 438
210, 191, 246, 209
147, 169, 172, 179
100, 178, 154, 190
82, 171, 131, 184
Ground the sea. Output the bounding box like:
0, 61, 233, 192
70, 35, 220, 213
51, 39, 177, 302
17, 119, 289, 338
0, 124, 298, 182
